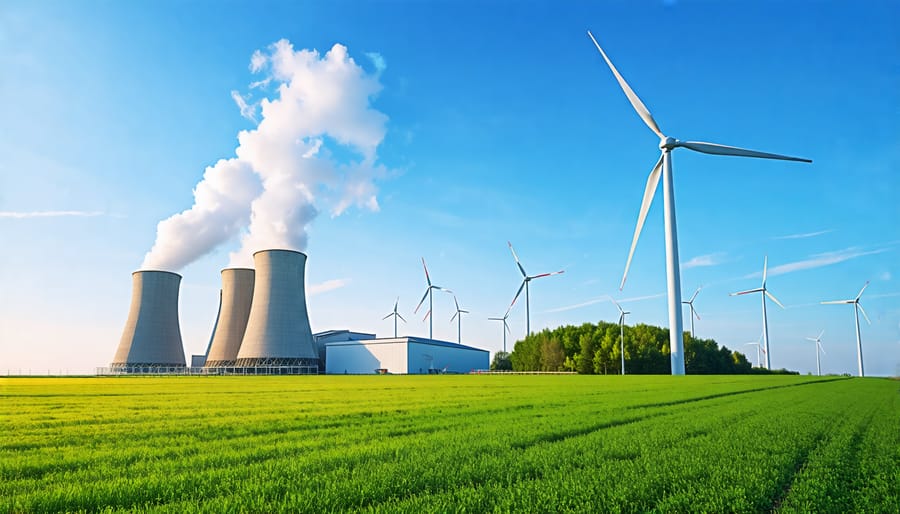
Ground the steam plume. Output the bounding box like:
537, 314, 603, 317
141, 39, 388, 271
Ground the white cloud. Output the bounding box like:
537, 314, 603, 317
774, 229, 832, 240
745, 247, 888, 279
309, 278, 350, 296
230, 90, 257, 122
365, 52, 387, 74
682, 252, 726, 269
880, 271, 892, 281
545, 292, 665, 314
0, 210, 103, 218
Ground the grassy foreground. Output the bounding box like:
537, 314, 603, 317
2, 375, 898, 513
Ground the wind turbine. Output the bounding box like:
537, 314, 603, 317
382, 297, 406, 338
682, 286, 702, 338
414, 258, 452, 340
508, 241, 564, 336
610, 297, 630, 375
730, 257, 784, 370
488, 309, 512, 353
587, 31, 811, 375
822, 281, 870, 377
744, 331, 765, 368
805, 330, 826, 376
450, 295, 469, 345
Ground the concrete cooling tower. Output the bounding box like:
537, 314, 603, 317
235, 250, 319, 368
204, 268, 255, 367
111, 271, 186, 371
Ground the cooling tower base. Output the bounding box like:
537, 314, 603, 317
203, 360, 236, 368
109, 363, 186, 374
234, 357, 318, 367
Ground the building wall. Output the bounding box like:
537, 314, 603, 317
325, 341, 407, 374
325, 339, 489, 374
407, 342, 488, 374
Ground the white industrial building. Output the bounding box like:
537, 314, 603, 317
325, 336, 489, 375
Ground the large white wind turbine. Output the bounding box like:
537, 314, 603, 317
587, 31, 811, 375
488, 309, 512, 353
728, 255, 784, 369
610, 297, 630, 375
744, 341, 763, 369
682, 286, 702, 338
805, 330, 826, 376
414, 258, 453, 340
450, 295, 469, 345
730, 257, 785, 370
822, 281, 870, 377
507, 241, 564, 336
382, 297, 406, 338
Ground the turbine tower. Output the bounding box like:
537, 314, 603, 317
414, 258, 452, 340
682, 286, 702, 337
611, 297, 630, 375
805, 330, 826, 376
508, 241, 564, 336
450, 295, 469, 344
488, 309, 512, 353
730, 257, 784, 370
822, 281, 870, 377
587, 31, 811, 375
382, 297, 406, 338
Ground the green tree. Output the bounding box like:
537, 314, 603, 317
490, 351, 512, 371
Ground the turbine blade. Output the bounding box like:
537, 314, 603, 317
762, 256, 768, 286
689, 286, 701, 303
618, 312, 625, 325
414, 289, 429, 313
620, 154, 664, 290
488, 317, 502, 321
730, 288, 764, 296
461, 309, 469, 314
508, 241, 527, 277
677, 141, 812, 163
435, 286, 454, 294
450, 312, 458, 322
856, 281, 869, 300
422, 309, 431, 322
610, 297, 624, 314
857, 303, 871, 325
394, 296, 399, 310
765, 290, 785, 309
818, 341, 826, 355
821, 299, 854, 305
382, 313, 393, 320
454, 296, 460, 311
422, 258, 432, 286
692, 306, 701, 321
817, 330, 825, 340
805, 337, 817, 342
397, 313, 407, 323
587, 30, 664, 138
531, 270, 565, 279
504, 321, 511, 334
509, 280, 526, 309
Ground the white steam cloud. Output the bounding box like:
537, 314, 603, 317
142, 40, 388, 271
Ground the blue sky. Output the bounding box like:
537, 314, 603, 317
1, 1, 898, 375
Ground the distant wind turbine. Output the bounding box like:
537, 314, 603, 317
611, 297, 630, 375
414, 258, 452, 340
450, 295, 469, 345
488, 309, 512, 353
382, 297, 406, 338
805, 330, 826, 376
682, 286, 702, 337
730, 257, 784, 370
508, 241, 564, 336
587, 30, 811, 375
822, 281, 870, 377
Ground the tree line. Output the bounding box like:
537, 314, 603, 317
491, 321, 797, 375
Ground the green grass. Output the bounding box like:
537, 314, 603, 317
2, 375, 898, 513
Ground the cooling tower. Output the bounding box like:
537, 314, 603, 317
235, 250, 318, 367
204, 268, 255, 367
111, 270, 186, 370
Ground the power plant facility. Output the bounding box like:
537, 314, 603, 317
107, 249, 490, 375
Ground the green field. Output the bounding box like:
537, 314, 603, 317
2, 375, 898, 513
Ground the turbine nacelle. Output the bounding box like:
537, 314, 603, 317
660, 136, 677, 150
